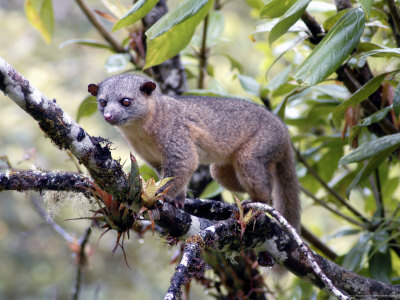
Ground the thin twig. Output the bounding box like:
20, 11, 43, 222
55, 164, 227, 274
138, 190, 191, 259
387, 13, 400, 47
301, 11, 324, 44
300, 186, 366, 228
0, 170, 93, 194
369, 168, 384, 219
74, 0, 125, 53
385, 0, 400, 44
295, 148, 369, 224
198, 15, 209, 89
338, 67, 398, 135
30, 195, 75, 243
71, 226, 92, 300
141, 0, 187, 95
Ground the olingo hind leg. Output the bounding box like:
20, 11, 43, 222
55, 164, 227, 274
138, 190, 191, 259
233, 150, 275, 204
210, 163, 245, 193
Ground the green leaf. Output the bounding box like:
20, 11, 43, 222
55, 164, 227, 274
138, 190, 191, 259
190, 10, 224, 47
274, 88, 307, 119
357, 106, 393, 128
139, 163, 158, 181
274, 92, 290, 120
359, 0, 373, 19
76, 96, 98, 122
112, 0, 159, 32
25, 0, 54, 43
348, 106, 393, 148
237, 75, 260, 96
357, 48, 400, 59
357, 42, 383, 52
394, 83, 400, 116
322, 9, 348, 32
271, 83, 297, 97
332, 72, 388, 127
356, 43, 400, 59
369, 250, 392, 283
206, 11, 224, 46
339, 133, 400, 165
268, 0, 312, 45
218, 53, 243, 73
104, 53, 131, 73
370, 7, 388, 21
294, 8, 365, 86
342, 232, 372, 271
327, 228, 361, 240
145, 0, 213, 68
346, 147, 393, 196
246, 0, 266, 9
260, 0, 296, 18
199, 180, 223, 198
266, 65, 292, 91
372, 231, 390, 254
59, 39, 113, 50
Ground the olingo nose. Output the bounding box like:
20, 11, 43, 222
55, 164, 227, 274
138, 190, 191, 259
104, 113, 113, 121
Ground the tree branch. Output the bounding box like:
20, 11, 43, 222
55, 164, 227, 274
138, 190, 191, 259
387, 13, 400, 47
193, 206, 400, 298
164, 238, 205, 300
71, 226, 92, 300
301, 11, 324, 44
30, 194, 92, 300
385, 0, 400, 45
246, 203, 349, 300
337, 66, 398, 135
3, 172, 400, 298
74, 0, 125, 53
0, 57, 130, 205
183, 198, 235, 220
142, 0, 187, 96
0, 170, 93, 194
2, 57, 400, 298
198, 15, 209, 89
301, 8, 399, 137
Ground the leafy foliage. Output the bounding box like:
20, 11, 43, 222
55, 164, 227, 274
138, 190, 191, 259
9, 0, 400, 298
294, 8, 365, 85
24, 0, 54, 43
112, 0, 159, 32
145, 0, 213, 68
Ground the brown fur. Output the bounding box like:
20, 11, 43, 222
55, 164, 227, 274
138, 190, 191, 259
89, 74, 301, 232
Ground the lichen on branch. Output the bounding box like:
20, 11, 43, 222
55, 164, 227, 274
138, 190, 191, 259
0, 57, 128, 203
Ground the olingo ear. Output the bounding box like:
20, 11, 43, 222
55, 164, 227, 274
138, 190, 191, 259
88, 84, 99, 96
140, 81, 156, 96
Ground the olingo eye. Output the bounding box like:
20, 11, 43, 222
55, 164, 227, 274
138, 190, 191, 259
121, 98, 132, 107
98, 99, 107, 107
